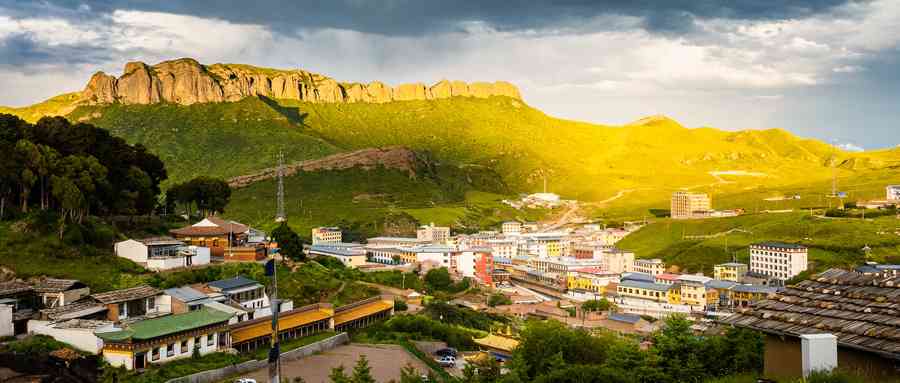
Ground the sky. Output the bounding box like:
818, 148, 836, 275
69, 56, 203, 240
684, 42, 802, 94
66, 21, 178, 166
1, 1, 899, 150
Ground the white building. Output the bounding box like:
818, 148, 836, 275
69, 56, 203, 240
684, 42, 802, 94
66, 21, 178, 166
485, 239, 517, 261
599, 249, 636, 274
413, 246, 457, 269
633, 259, 666, 276
311, 227, 343, 245
114, 237, 210, 271
206, 276, 271, 317
416, 223, 451, 244
309, 243, 367, 268
749, 242, 808, 282
366, 236, 430, 248
888, 185, 900, 202
501, 221, 522, 235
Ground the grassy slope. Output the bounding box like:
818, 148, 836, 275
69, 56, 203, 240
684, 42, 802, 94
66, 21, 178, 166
0, 93, 81, 123
617, 212, 900, 273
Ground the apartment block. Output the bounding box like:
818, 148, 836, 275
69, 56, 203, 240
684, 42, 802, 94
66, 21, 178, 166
671, 191, 711, 219
311, 227, 342, 245
749, 242, 808, 282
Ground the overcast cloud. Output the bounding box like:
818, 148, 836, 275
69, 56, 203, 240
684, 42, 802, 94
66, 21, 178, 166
1, 0, 898, 149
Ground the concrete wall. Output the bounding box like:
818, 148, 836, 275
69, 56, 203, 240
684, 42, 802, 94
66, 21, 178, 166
165, 333, 349, 383
115, 240, 148, 263
28, 320, 104, 354
0, 305, 12, 338
764, 334, 900, 381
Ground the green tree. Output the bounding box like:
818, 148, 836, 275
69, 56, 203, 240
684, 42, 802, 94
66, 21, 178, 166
487, 293, 512, 307
581, 298, 612, 312
329, 365, 351, 383
424, 267, 453, 292
651, 315, 707, 383
350, 355, 375, 383
272, 222, 305, 261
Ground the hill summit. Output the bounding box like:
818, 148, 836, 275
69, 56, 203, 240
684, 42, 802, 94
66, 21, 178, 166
80, 58, 522, 106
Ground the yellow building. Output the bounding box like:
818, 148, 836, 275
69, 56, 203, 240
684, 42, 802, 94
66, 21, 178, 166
680, 282, 708, 306
666, 285, 682, 305
617, 280, 672, 303
566, 268, 618, 294
714, 263, 749, 282
732, 285, 778, 308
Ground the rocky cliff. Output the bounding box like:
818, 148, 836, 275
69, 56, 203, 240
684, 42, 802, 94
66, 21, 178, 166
80, 58, 522, 105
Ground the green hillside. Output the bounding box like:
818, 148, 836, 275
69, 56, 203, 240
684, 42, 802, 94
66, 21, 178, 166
0, 92, 80, 123
617, 212, 900, 274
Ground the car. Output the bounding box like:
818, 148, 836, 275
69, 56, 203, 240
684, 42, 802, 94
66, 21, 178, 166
436, 355, 456, 367
235, 379, 257, 383
435, 347, 458, 357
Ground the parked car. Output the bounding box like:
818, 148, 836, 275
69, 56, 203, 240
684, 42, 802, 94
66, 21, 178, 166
435, 347, 458, 357
436, 355, 456, 367
235, 379, 257, 383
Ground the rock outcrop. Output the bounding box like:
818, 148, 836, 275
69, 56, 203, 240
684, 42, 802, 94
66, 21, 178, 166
79, 58, 522, 106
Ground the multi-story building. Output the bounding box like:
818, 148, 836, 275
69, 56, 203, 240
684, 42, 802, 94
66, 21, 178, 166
365, 247, 417, 265
567, 268, 619, 294
518, 233, 565, 257
633, 258, 666, 276
530, 257, 604, 276
749, 242, 808, 282
501, 221, 522, 235
679, 278, 711, 307
671, 191, 711, 219
416, 223, 451, 244
309, 243, 367, 268
485, 239, 517, 261
888, 185, 900, 202
206, 276, 271, 317
714, 262, 749, 282
366, 236, 430, 248
599, 248, 635, 274
414, 246, 457, 269
705, 280, 737, 310
456, 248, 494, 285
617, 280, 673, 303
311, 227, 342, 245
572, 241, 610, 260
731, 284, 778, 308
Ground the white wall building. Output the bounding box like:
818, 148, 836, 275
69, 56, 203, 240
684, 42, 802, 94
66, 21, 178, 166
114, 238, 209, 271
309, 243, 367, 268
600, 249, 636, 274
417, 223, 451, 244
501, 221, 522, 235
749, 242, 808, 282
485, 239, 516, 261
311, 227, 343, 245
633, 259, 666, 276
888, 185, 900, 202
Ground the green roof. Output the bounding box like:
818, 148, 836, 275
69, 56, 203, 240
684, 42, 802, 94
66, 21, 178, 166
97, 308, 232, 343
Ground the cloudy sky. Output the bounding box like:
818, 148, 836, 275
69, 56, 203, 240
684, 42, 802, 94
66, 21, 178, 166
1, 1, 899, 150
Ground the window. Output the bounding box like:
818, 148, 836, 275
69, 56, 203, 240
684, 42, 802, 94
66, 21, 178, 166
147, 297, 156, 311
166, 343, 175, 357
118, 303, 127, 318
151, 347, 160, 361
207, 334, 214, 346
181, 340, 188, 353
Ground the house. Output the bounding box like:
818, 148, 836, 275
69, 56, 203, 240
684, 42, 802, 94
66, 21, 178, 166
170, 217, 265, 262
749, 242, 808, 284
32, 278, 90, 309
887, 185, 900, 202
206, 276, 271, 317
598, 312, 655, 335
162, 286, 251, 324
671, 191, 711, 219
96, 307, 233, 370
632, 258, 666, 276
617, 280, 672, 303
714, 262, 749, 282
678, 275, 712, 307
311, 227, 342, 245
28, 319, 114, 354
115, 237, 211, 271
91, 285, 166, 322
704, 279, 737, 310
723, 268, 900, 380
730, 284, 777, 308
0, 281, 35, 335
309, 243, 367, 268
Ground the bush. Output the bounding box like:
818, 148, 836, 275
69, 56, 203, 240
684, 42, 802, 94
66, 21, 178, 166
487, 293, 512, 307
394, 298, 408, 311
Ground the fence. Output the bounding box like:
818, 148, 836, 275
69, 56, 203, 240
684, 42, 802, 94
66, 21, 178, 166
165, 332, 349, 383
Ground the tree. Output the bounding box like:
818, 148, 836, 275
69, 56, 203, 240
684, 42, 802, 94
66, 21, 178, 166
581, 298, 612, 312
329, 365, 351, 383
168, 177, 231, 217
650, 315, 707, 383
487, 293, 512, 307
271, 222, 305, 261
350, 355, 375, 383
399, 365, 427, 383
424, 267, 453, 292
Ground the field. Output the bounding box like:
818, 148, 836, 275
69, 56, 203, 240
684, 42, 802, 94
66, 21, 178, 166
617, 212, 900, 273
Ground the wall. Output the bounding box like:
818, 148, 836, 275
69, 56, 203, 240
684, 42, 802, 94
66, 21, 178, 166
115, 240, 148, 263
165, 333, 349, 383
0, 305, 11, 337
28, 320, 104, 354
764, 334, 900, 381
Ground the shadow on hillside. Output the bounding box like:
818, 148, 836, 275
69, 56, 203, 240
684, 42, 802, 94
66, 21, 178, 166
259, 96, 308, 126
648, 209, 670, 218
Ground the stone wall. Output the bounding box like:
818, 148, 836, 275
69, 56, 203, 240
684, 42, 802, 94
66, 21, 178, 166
165, 333, 349, 383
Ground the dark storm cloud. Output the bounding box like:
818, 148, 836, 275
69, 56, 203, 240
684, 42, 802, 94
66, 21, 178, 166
0, 34, 113, 70
5, 0, 852, 35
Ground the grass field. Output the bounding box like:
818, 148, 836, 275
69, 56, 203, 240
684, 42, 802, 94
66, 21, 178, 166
617, 212, 900, 273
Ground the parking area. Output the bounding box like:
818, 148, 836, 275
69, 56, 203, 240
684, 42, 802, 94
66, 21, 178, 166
237, 343, 431, 383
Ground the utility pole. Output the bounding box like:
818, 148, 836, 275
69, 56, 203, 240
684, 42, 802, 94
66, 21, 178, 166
276, 151, 286, 223
268, 246, 281, 383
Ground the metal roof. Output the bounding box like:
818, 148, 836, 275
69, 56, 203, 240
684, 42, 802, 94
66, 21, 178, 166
97, 307, 232, 343
751, 242, 807, 250
164, 286, 209, 303
207, 276, 262, 291
619, 280, 672, 292
608, 312, 642, 324
91, 285, 160, 304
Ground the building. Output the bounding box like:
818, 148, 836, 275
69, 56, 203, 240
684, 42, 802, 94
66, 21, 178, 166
633, 258, 666, 276
749, 242, 808, 283
33, 278, 90, 309
309, 243, 367, 268
115, 237, 211, 271
160, 286, 250, 324
723, 268, 900, 380
206, 277, 270, 317
485, 239, 517, 261
714, 262, 749, 282
730, 284, 778, 308
97, 307, 233, 370
416, 223, 451, 244
654, 273, 681, 285
365, 246, 417, 265
413, 246, 457, 269
617, 280, 672, 303
705, 280, 737, 310
518, 233, 566, 258
501, 221, 522, 235
311, 227, 342, 245
456, 248, 494, 285
0, 281, 36, 335
599, 248, 635, 274
90, 285, 165, 322
888, 185, 900, 202
567, 268, 619, 295
169, 217, 265, 262
671, 191, 711, 219
366, 236, 430, 248
530, 257, 604, 276
678, 275, 713, 307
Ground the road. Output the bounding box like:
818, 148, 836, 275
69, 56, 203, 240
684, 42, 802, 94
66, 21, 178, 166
543, 203, 581, 231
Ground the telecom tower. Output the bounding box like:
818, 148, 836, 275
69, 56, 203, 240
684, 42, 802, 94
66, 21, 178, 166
275, 151, 286, 223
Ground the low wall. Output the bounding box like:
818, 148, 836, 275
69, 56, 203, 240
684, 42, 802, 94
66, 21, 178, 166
166, 333, 349, 383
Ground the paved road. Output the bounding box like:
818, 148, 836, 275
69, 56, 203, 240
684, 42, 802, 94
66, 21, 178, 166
238, 344, 431, 383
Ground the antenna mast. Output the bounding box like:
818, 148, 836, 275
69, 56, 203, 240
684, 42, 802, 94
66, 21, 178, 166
276, 151, 286, 223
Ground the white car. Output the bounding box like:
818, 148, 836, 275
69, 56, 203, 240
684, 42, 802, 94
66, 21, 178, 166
436, 356, 456, 367
235, 379, 257, 383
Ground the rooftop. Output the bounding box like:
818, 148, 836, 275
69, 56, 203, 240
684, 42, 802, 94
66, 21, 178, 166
716, 262, 747, 268
136, 236, 184, 246
164, 286, 209, 303
207, 276, 261, 291
621, 272, 654, 283
751, 242, 807, 250
705, 280, 738, 290
41, 301, 107, 321
33, 278, 85, 293
723, 268, 900, 360
91, 285, 160, 304
170, 216, 249, 237
608, 312, 642, 324
97, 307, 232, 343
0, 281, 33, 296
619, 280, 673, 292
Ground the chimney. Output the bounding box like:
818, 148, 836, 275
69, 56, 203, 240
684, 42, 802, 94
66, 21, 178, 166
801, 333, 837, 378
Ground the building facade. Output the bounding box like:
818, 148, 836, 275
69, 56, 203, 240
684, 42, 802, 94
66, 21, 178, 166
749, 242, 808, 282
671, 191, 711, 219
311, 227, 342, 245
501, 221, 522, 235
714, 262, 749, 282
416, 224, 451, 244
633, 259, 666, 276
888, 185, 900, 202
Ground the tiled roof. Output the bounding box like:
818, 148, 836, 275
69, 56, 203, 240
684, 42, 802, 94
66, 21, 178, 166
474, 334, 519, 353
722, 268, 900, 359
164, 286, 209, 303
97, 308, 232, 343
33, 278, 85, 293
91, 285, 160, 304
41, 301, 107, 321
170, 216, 249, 237
0, 281, 33, 296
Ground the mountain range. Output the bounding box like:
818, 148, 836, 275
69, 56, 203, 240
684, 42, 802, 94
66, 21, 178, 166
2, 58, 899, 226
